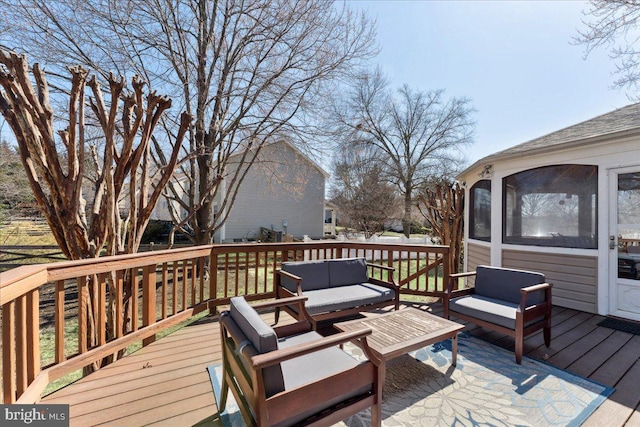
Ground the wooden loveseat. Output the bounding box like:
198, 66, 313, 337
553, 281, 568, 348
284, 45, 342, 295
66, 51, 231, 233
443, 265, 552, 364
274, 257, 399, 329
219, 296, 382, 426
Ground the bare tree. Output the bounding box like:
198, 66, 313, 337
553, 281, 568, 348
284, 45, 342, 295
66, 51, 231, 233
0, 0, 378, 245
575, 0, 640, 99
333, 69, 474, 237
330, 144, 397, 238
0, 49, 190, 368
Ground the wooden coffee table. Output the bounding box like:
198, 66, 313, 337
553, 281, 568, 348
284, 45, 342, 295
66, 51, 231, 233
335, 308, 465, 386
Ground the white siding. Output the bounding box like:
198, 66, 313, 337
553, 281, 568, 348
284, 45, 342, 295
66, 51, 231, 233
460, 133, 640, 317
222, 140, 325, 241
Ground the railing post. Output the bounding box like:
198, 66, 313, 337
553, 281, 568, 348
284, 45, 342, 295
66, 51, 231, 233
142, 264, 157, 346
443, 247, 451, 296
2, 301, 16, 403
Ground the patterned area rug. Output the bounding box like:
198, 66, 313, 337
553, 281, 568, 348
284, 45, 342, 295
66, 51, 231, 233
208, 333, 613, 427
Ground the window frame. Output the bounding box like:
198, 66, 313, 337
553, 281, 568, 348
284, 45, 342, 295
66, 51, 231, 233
469, 180, 491, 242
502, 164, 598, 249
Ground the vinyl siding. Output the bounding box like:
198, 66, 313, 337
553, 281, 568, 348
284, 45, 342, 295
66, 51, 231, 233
222, 141, 324, 241
467, 242, 491, 270
502, 249, 598, 313
466, 242, 491, 286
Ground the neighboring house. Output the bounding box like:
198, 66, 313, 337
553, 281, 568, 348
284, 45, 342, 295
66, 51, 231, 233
215, 139, 327, 242
153, 139, 327, 242
457, 103, 640, 321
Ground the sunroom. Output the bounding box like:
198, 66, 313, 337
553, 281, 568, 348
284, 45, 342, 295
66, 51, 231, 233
458, 103, 640, 321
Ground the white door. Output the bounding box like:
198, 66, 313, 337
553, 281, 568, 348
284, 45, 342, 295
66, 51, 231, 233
609, 167, 640, 320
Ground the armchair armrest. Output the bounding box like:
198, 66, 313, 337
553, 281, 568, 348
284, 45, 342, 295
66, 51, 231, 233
252, 328, 373, 369
520, 282, 552, 295
276, 269, 303, 294
251, 296, 308, 311
366, 262, 395, 272
518, 282, 552, 314
367, 262, 397, 289
446, 271, 477, 294
450, 271, 478, 279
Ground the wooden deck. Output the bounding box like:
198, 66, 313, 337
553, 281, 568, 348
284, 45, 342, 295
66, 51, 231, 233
41, 302, 640, 426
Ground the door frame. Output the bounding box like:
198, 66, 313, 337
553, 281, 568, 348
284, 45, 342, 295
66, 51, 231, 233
608, 165, 640, 321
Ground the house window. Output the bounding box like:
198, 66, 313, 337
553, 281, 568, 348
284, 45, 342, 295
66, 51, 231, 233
469, 180, 491, 241
503, 164, 597, 249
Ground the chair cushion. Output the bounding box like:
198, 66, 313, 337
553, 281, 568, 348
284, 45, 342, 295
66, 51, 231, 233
276, 331, 370, 427
328, 258, 369, 287
229, 297, 284, 397
475, 265, 546, 305
448, 295, 544, 330
280, 260, 330, 292
302, 283, 395, 315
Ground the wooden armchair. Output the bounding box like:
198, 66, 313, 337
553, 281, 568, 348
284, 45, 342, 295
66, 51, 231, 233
219, 296, 382, 426
443, 265, 552, 364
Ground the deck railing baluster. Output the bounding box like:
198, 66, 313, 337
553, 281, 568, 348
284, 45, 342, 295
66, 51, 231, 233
162, 263, 168, 319
97, 274, 106, 346
142, 264, 157, 346
55, 280, 65, 363
115, 270, 124, 338
78, 276, 88, 354
0, 241, 448, 403
16, 296, 27, 395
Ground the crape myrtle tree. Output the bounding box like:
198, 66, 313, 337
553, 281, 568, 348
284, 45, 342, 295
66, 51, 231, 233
331, 68, 475, 237
575, 0, 640, 99
417, 180, 465, 276
0, 49, 190, 369
330, 143, 397, 238
0, 0, 378, 245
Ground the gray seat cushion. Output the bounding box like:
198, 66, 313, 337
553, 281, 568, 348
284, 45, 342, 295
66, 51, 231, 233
475, 265, 545, 305
302, 283, 395, 315
229, 297, 284, 397
449, 295, 544, 330
281, 260, 330, 292
328, 258, 369, 287
276, 331, 370, 427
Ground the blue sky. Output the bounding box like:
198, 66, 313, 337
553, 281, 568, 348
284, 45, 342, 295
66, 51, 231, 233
353, 0, 632, 164
0, 1, 631, 166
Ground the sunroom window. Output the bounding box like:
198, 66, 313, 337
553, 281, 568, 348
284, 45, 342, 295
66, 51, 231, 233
503, 165, 597, 249
469, 180, 491, 241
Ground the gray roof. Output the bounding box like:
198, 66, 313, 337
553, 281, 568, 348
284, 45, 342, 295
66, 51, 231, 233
459, 103, 640, 177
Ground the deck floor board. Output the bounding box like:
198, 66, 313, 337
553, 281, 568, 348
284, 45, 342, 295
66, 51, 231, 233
40, 303, 640, 426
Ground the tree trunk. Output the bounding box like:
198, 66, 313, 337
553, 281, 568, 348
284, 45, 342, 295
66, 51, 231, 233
402, 189, 413, 238
417, 182, 465, 275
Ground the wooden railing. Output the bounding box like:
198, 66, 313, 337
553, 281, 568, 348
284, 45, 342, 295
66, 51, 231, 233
0, 241, 449, 404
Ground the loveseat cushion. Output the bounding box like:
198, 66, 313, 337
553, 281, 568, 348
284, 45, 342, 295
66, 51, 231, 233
281, 260, 330, 292
276, 331, 370, 427
475, 265, 546, 305
328, 258, 369, 288
229, 297, 285, 397
302, 283, 395, 315
448, 295, 544, 330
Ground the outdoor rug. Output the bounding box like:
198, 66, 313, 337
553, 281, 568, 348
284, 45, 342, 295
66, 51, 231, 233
208, 333, 613, 427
